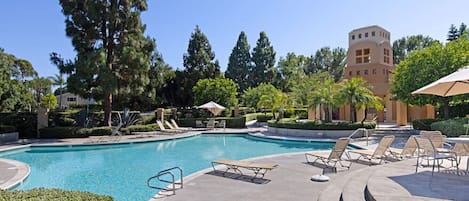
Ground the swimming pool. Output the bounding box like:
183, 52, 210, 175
1, 134, 346, 201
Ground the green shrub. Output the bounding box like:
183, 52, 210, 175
77, 127, 113, 136
268, 119, 376, 130
0, 188, 113, 200
39, 127, 82, 138
257, 113, 273, 122
412, 118, 443, 130
0, 112, 37, 138
141, 114, 156, 125
243, 113, 258, 122
431, 118, 468, 137
39, 127, 113, 138
0, 125, 16, 134
121, 124, 158, 134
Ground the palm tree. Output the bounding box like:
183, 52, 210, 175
48, 74, 66, 109
337, 77, 378, 122
308, 73, 337, 122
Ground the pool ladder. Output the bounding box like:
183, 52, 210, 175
147, 166, 183, 195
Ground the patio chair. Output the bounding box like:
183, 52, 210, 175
389, 136, 418, 159
349, 135, 395, 165
420, 131, 452, 153
211, 158, 278, 180
156, 120, 182, 133
195, 120, 204, 128
206, 119, 215, 129
413, 135, 459, 175
305, 137, 351, 172
164, 120, 177, 130
170, 119, 190, 130
217, 120, 226, 129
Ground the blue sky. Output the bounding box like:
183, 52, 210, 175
1, 0, 469, 78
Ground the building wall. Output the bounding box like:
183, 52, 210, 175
56, 92, 94, 109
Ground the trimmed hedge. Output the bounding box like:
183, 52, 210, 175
38, 127, 113, 138
268, 119, 376, 130
121, 123, 158, 134
0, 125, 16, 134
412, 118, 443, 130
257, 113, 273, 122
0, 112, 37, 138
431, 118, 468, 137
0, 188, 113, 201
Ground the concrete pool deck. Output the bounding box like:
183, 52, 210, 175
1, 128, 468, 201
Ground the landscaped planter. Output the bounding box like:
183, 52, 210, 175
0, 132, 19, 144
267, 127, 369, 139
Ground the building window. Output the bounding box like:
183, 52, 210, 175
365, 32, 368, 37
384, 48, 390, 64
372, 31, 375, 36
356, 71, 360, 75
349, 71, 352, 76
67, 97, 77, 102
364, 69, 368, 75
358, 34, 362, 39
372, 69, 377, 75
355, 48, 370, 64
352, 35, 355, 40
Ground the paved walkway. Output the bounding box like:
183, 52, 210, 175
1, 127, 468, 201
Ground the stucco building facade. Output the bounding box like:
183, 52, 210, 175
337, 25, 434, 125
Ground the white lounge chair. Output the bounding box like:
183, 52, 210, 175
305, 137, 351, 172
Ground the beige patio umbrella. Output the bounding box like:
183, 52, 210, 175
412, 66, 469, 97
197, 101, 226, 116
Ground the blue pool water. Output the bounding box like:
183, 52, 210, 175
1, 134, 342, 200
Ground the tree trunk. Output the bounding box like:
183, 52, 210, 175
443, 98, 450, 119
361, 106, 368, 126
324, 105, 331, 123
104, 92, 112, 127
350, 103, 355, 122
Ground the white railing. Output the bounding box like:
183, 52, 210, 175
348, 128, 369, 146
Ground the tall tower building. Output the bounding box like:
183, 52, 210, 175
343, 25, 393, 122
340, 25, 434, 124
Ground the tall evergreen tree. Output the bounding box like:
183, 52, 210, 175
57, 0, 155, 126
459, 23, 467, 37
182, 25, 221, 106
306, 47, 346, 82
447, 24, 459, 41
226, 31, 251, 93
392, 35, 436, 65
250, 32, 276, 88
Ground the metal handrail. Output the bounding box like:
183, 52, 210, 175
147, 166, 183, 195
348, 128, 369, 146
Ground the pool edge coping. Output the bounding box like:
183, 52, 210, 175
0, 158, 30, 190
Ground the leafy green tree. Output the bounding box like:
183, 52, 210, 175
226, 31, 252, 93
250, 32, 276, 88
241, 83, 278, 109
447, 24, 459, 41
27, 77, 53, 108
276, 53, 309, 92
48, 74, 66, 109
192, 78, 238, 108
0, 48, 36, 112
306, 47, 346, 82
258, 90, 291, 120
392, 38, 469, 119
392, 35, 436, 65
147, 51, 175, 107
40, 93, 58, 110
57, 0, 155, 126
182, 25, 221, 106
337, 77, 377, 122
